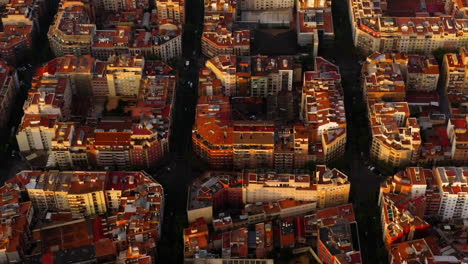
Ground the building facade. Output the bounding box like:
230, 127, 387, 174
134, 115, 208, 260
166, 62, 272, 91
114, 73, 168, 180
348, 0, 468, 54
156, 0, 185, 24
48, 1, 96, 57
369, 102, 421, 167
106, 54, 144, 97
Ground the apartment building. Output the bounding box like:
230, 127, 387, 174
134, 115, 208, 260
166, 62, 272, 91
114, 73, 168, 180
17, 72, 72, 153
204, 0, 238, 25
369, 102, 421, 167
380, 190, 430, 247
249, 56, 293, 97
24, 170, 163, 218
241, 199, 316, 226
48, 0, 96, 56
156, 0, 185, 24
192, 95, 234, 169
379, 166, 468, 235
205, 55, 238, 96
198, 67, 223, 96
185, 225, 275, 261
16, 114, 58, 152
38, 55, 95, 95
389, 239, 434, 264
22, 76, 72, 119
445, 0, 468, 19
91, 61, 109, 96
233, 122, 275, 169
243, 165, 350, 208
301, 57, 346, 163
152, 21, 183, 62
187, 171, 243, 223
92, 26, 132, 61
187, 166, 349, 225
91, 15, 182, 62
85, 118, 169, 170
316, 204, 362, 264
205, 55, 293, 97
379, 166, 468, 245
314, 165, 352, 208
238, 0, 294, 10
0, 0, 45, 65
51, 123, 93, 169
380, 167, 442, 218
293, 124, 309, 167
202, 26, 250, 58
441, 48, 468, 106
106, 54, 144, 97
202, 0, 250, 58
17, 56, 175, 169
0, 60, 19, 128
25, 171, 106, 218
296, 0, 334, 56
348, 0, 468, 54
184, 218, 210, 258
0, 177, 34, 264
0, 24, 34, 65
363, 51, 441, 99
406, 55, 439, 92
65, 177, 107, 218
194, 58, 346, 168
2, 0, 40, 31
10, 169, 164, 263
361, 52, 407, 102
433, 167, 468, 220
97, 0, 149, 11
447, 117, 468, 163
193, 95, 318, 169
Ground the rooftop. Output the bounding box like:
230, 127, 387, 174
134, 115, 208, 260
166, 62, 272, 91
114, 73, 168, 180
317, 204, 362, 264
390, 239, 433, 263
188, 171, 243, 211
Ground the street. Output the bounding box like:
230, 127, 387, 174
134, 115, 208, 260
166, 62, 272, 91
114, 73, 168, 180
156, 0, 205, 262
323, 0, 387, 262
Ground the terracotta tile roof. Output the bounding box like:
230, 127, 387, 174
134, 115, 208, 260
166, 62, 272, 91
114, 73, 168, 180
390, 239, 433, 263
0, 24, 32, 49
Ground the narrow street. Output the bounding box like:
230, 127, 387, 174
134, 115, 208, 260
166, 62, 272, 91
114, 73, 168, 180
324, 0, 387, 262
156, 0, 205, 262
0, 1, 57, 183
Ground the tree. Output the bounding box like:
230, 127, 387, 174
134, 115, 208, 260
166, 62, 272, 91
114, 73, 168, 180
103, 99, 129, 116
